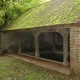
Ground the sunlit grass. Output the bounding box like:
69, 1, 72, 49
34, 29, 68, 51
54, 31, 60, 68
0, 56, 80, 80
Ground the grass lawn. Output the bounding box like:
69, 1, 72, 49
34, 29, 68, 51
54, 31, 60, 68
0, 56, 80, 80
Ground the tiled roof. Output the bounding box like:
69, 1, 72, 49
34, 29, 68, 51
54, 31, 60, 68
3, 0, 80, 30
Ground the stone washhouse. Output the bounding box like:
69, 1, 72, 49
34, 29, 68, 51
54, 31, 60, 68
0, 0, 80, 75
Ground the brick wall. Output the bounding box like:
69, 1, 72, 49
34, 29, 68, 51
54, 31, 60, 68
70, 27, 80, 74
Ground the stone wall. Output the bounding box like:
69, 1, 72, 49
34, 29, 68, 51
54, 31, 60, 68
1, 32, 18, 53
1, 31, 35, 54
70, 27, 80, 74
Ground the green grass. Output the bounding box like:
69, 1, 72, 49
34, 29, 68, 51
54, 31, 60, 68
0, 56, 80, 80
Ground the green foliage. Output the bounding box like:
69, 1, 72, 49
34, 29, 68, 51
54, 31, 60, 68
0, 10, 5, 29
0, 0, 46, 29
19, 0, 45, 11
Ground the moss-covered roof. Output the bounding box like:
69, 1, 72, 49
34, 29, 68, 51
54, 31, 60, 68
3, 0, 80, 30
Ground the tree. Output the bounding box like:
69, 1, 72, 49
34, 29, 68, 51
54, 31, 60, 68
0, 0, 46, 29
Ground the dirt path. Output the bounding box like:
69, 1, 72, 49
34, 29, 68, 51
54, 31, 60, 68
6, 53, 70, 75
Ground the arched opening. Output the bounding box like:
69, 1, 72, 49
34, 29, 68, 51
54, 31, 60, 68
21, 32, 35, 56
38, 32, 64, 62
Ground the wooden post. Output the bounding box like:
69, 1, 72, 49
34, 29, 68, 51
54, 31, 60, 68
0, 32, 3, 55
35, 33, 40, 57
53, 33, 56, 51
58, 29, 69, 66
33, 32, 40, 57
63, 35, 69, 66
15, 32, 22, 54
18, 41, 21, 54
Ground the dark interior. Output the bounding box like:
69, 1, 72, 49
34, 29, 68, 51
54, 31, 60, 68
21, 32, 35, 56
38, 32, 70, 62
4, 31, 70, 62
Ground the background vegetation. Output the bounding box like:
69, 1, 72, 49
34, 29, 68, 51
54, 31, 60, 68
0, 0, 46, 29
